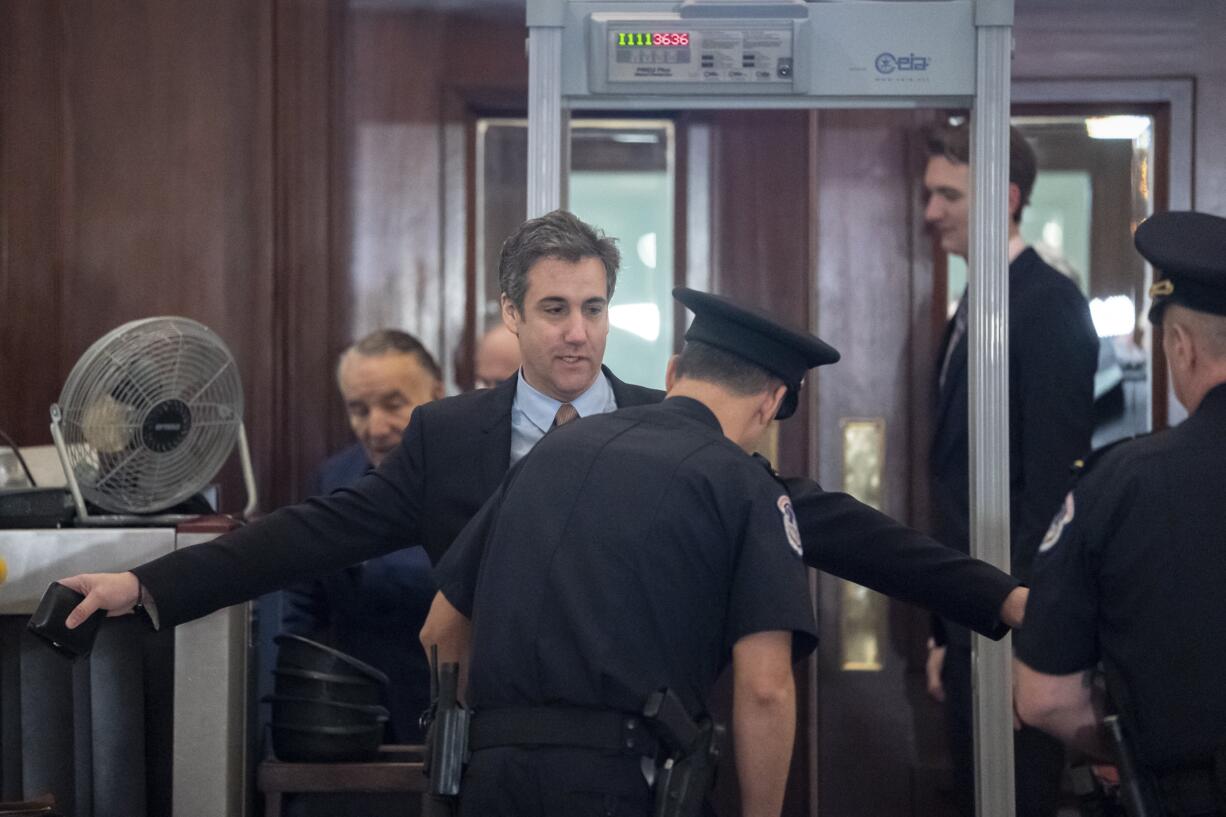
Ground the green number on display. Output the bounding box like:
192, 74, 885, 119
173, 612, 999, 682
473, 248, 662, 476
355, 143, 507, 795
617, 32, 662, 47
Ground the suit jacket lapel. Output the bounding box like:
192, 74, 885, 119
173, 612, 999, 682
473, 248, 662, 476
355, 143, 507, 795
479, 376, 516, 495
605, 365, 632, 407
932, 325, 969, 466
604, 364, 662, 408
932, 252, 1026, 467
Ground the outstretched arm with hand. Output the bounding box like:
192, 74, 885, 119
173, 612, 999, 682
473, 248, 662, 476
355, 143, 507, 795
58, 571, 147, 629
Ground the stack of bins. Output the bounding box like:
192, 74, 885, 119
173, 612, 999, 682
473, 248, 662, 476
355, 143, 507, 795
266, 634, 390, 762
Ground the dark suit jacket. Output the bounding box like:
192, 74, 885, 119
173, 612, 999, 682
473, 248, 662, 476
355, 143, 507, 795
786, 477, 1017, 639
309, 441, 371, 495
135, 367, 664, 628
931, 247, 1098, 645
281, 442, 435, 741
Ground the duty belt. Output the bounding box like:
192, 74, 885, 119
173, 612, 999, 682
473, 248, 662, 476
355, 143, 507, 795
468, 706, 658, 757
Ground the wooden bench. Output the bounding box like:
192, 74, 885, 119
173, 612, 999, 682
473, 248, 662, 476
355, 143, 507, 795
258, 745, 429, 817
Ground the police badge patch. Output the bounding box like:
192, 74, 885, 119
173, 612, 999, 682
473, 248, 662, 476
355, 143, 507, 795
1039, 491, 1075, 553
777, 495, 803, 557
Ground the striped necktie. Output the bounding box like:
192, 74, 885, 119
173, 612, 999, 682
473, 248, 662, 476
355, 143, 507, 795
552, 402, 578, 428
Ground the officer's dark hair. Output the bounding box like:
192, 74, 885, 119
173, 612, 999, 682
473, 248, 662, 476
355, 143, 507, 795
338, 328, 443, 385
498, 210, 620, 313
673, 340, 785, 397
924, 121, 1038, 225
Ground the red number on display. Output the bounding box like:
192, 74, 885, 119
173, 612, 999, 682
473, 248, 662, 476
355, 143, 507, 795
645, 32, 690, 47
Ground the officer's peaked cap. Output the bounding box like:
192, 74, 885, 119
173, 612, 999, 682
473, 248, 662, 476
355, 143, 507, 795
674, 287, 840, 419
1135, 210, 1226, 322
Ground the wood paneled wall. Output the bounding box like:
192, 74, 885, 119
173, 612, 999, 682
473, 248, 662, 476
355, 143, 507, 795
5, 0, 1220, 506
1013, 0, 1226, 214
0, 0, 289, 506
708, 109, 814, 478
345, 7, 526, 393
0, 0, 527, 508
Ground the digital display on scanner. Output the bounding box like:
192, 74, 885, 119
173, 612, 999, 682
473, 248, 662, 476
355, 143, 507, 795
616, 32, 691, 47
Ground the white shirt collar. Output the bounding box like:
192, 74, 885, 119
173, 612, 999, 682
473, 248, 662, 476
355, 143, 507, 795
514, 369, 615, 435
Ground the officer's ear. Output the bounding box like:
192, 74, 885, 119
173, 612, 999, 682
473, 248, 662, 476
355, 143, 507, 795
757, 383, 788, 425
665, 355, 681, 390
1163, 312, 1196, 374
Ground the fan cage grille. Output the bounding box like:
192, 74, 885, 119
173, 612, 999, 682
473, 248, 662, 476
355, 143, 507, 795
57, 317, 244, 514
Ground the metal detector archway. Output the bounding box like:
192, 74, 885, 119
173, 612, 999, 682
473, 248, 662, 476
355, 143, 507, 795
526, 1, 1017, 814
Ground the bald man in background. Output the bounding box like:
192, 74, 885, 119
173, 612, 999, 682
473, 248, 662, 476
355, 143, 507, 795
473, 324, 521, 389
282, 329, 444, 743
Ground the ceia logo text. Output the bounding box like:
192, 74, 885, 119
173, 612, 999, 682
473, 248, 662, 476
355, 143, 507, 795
875, 52, 931, 74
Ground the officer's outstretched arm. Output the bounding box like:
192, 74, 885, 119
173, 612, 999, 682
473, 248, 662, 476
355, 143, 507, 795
1014, 657, 1109, 759
420, 591, 472, 697
732, 630, 795, 817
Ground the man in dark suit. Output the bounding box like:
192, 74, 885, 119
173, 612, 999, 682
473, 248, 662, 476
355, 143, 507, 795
56, 210, 661, 631
281, 329, 445, 743
922, 122, 1100, 817
64, 209, 1028, 658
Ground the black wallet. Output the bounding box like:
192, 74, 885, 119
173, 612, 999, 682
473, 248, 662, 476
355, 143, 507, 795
27, 583, 106, 659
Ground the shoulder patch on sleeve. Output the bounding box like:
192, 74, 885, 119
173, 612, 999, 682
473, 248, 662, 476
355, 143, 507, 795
1039, 491, 1075, 553
777, 495, 803, 557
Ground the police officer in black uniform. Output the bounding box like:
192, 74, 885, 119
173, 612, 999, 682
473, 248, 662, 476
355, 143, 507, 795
426, 287, 835, 817
1014, 210, 1226, 817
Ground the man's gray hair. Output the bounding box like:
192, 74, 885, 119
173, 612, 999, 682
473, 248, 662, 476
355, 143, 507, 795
337, 328, 443, 385
498, 210, 620, 312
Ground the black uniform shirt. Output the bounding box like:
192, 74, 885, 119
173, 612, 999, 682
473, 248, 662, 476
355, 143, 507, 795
435, 396, 818, 717
1014, 382, 1226, 771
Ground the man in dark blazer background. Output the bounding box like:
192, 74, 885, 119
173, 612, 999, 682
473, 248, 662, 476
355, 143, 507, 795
281, 328, 446, 743
922, 122, 1100, 817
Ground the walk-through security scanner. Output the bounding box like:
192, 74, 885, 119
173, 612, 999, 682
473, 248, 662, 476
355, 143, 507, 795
526, 0, 1018, 814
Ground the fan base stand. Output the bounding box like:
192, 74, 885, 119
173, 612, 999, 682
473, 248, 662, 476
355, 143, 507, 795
49, 408, 258, 526
71, 512, 207, 528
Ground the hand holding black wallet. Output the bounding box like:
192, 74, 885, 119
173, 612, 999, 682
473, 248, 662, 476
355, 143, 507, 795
27, 583, 107, 658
